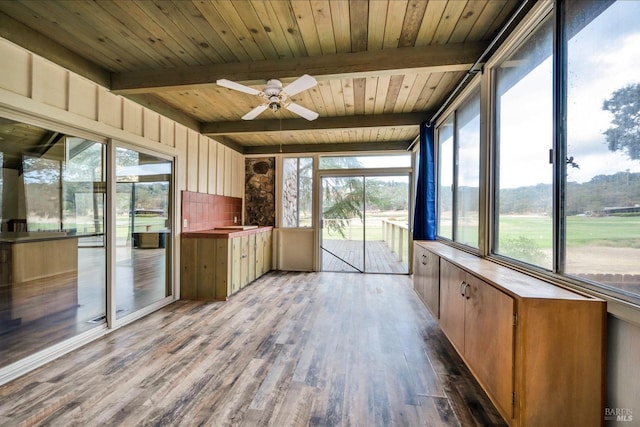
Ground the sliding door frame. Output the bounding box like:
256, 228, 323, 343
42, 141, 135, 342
317, 167, 412, 273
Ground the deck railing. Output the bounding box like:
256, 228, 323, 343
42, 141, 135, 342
321, 218, 410, 265
382, 219, 409, 263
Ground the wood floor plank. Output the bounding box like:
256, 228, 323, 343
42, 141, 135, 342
0, 271, 505, 426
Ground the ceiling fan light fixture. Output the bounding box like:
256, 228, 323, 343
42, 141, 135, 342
269, 101, 281, 112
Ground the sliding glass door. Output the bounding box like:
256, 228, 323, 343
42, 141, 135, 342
320, 173, 410, 274
115, 147, 172, 319
364, 176, 410, 273
0, 123, 107, 368
321, 175, 365, 272
0, 116, 175, 373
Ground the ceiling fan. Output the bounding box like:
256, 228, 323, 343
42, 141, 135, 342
216, 74, 319, 121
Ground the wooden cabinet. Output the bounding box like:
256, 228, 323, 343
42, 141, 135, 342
256, 231, 272, 276
181, 228, 273, 301
0, 236, 79, 326
440, 259, 515, 419
438, 258, 467, 351
412, 242, 439, 318
413, 241, 605, 427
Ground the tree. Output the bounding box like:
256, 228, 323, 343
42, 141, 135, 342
322, 176, 365, 238
603, 82, 640, 160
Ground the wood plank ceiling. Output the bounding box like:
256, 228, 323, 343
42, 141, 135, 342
0, 1, 525, 154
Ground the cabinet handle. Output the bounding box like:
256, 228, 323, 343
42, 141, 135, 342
459, 281, 466, 296
462, 283, 471, 299
422, 254, 427, 265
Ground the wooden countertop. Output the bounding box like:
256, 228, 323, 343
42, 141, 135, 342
415, 240, 599, 301
182, 226, 273, 239
0, 232, 85, 244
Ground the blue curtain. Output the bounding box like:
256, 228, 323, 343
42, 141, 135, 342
413, 122, 436, 240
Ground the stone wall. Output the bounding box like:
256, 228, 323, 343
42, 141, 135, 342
245, 157, 275, 226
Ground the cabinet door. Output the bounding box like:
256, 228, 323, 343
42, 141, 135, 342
196, 238, 216, 300
231, 237, 242, 294
423, 248, 440, 318
412, 243, 427, 301
247, 234, 256, 284
439, 259, 466, 353
213, 239, 230, 299
263, 231, 273, 272
464, 274, 514, 418
239, 235, 250, 288
255, 232, 265, 276
180, 238, 198, 299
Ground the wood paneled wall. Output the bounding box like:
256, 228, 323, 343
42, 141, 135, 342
0, 37, 244, 202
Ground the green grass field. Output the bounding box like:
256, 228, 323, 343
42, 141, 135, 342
443, 213, 640, 249
494, 215, 640, 249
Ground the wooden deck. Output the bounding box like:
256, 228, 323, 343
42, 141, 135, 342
0, 271, 505, 426
322, 239, 408, 274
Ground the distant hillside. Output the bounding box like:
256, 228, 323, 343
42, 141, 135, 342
439, 171, 640, 216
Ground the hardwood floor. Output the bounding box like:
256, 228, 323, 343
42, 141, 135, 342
0, 248, 168, 368
0, 271, 505, 426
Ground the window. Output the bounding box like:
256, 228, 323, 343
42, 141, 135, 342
456, 91, 481, 247
493, 14, 553, 268
429, 1, 640, 303
436, 90, 480, 248
438, 117, 454, 240
282, 157, 312, 227
565, 0, 640, 297
319, 154, 411, 169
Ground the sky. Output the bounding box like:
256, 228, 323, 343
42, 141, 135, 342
498, 1, 640, 188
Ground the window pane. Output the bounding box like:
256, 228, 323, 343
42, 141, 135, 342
23, 155, 61, 231
319, 154, 411, 169
493, 15, 553, 269
281, 157, 313, 228
298, 158, 313, 227
456, 91, 481, 247
115, 148, 171, 319
438, 117, 454, 239
0, 124, 106, 367
565, 1, 640, 297
282, 158, 299, 227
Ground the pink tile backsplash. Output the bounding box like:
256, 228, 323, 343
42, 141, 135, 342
181, 191, 243, 232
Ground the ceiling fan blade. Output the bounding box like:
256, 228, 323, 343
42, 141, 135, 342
282, 74, 317, 96
217, 79, 261, 96
286, 102, 319, 121
242, 104, 268, 120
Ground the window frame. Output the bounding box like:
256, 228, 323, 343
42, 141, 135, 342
488, 1, 640, 306
433, 0, 640, 309
435, 77, 482, 252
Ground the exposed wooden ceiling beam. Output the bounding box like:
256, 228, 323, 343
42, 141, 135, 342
201, 112, 428, 136
111, 43, 486, 95
243, 141, 413, 155
209, 135, 244, 154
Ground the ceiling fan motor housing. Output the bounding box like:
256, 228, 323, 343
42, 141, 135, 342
264, 79, 283, 96
264, 80, 284, 111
